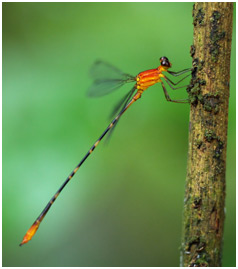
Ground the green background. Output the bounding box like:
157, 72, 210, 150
3, 3, 235, 267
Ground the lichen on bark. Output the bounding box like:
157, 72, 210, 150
181, 3, 233, 267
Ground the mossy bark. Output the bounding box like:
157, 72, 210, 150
181, 3, 233, 267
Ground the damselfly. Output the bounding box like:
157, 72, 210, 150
20, 56, 191, 246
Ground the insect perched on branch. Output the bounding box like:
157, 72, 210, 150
20, 56, 191, 246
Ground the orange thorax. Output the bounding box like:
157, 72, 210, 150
136, 66, 166, 91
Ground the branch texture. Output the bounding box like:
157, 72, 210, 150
181, 3, 233, 267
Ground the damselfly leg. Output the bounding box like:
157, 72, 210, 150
161, 68, 192, 103
161, 81, 188, 103
168, 68, 192, 76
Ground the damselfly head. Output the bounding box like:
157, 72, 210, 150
160, 57, 172, 68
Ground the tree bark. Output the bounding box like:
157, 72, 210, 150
181, 3, 233, 267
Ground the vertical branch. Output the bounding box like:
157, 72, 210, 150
181, 3, 233, 267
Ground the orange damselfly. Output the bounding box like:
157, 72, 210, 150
20, 57, 191, 246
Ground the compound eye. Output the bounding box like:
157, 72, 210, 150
162, 60, 170, 67
160, 56, 170, 66
160, 56, 168, 61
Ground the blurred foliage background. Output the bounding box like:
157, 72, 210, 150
3, 3, 235, 267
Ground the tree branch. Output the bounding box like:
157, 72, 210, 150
181, 3, 233, 267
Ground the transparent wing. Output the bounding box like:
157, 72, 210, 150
109, 86, 137, 119
105, 86, 137, 143
90, 60, 134, 80
87, 80, 127, 97
87, 61, 135, 97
